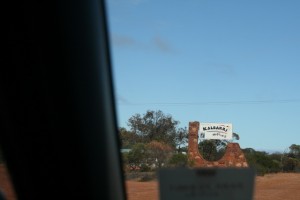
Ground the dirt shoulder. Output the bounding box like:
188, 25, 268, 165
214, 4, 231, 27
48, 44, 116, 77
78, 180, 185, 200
126, 173, 300, 200
254, 173, 300, 200
1, 164, 299, 200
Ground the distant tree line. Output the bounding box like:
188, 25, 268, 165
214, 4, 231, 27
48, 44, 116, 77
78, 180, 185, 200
243, 144, 300, 175
119, 110, 300, 175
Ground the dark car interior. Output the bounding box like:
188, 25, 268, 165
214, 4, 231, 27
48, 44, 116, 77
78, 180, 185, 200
2, 0, 126, 199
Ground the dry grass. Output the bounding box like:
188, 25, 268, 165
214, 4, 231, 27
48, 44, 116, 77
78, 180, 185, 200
126, 173, 300, 200
254, 173, 300, 200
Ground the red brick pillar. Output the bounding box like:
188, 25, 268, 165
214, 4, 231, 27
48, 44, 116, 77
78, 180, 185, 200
188, 121, 205, 166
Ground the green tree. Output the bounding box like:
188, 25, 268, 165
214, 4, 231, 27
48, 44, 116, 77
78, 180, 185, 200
280, 144, 300, 172
145, 140, 173, 168
198, 133, 240, 161
119, 127, 140, 149
289, 144, 300, 159
174, 127, 188, 153
283, 157, 299, 172
198, 140, 223, 161
127, 110, 186, 149
168, 153, 188, 167
127, 143, 146, 171
243, 149, 281, 175
121, 152, 129, 172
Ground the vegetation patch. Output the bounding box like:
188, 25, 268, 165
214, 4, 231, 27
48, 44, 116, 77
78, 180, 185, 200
120, 110, 300, 176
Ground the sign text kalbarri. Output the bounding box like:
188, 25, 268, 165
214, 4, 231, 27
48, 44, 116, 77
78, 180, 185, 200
199, 123, 233, 140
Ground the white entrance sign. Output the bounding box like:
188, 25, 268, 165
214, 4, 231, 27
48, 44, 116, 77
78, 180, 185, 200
159, 168, 255, 200
199, 123, 233, 140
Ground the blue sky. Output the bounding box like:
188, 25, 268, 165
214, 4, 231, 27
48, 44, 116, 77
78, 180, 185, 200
106, 0, 300, 152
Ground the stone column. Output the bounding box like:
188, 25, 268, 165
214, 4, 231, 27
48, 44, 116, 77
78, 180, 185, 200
188, 122, 205, 166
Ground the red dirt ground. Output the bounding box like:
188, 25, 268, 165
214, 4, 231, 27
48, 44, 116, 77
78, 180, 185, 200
254, 173, 300, 200
126, 173, 300, 200
1, 164, 299, 200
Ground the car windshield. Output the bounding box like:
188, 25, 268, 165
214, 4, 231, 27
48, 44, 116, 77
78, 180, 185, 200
106, 0, 300, 199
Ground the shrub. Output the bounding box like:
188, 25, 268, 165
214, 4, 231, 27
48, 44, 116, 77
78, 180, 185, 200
168, 153, 188, 167
244, 150, 281, 175
140, 164, 151, 172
